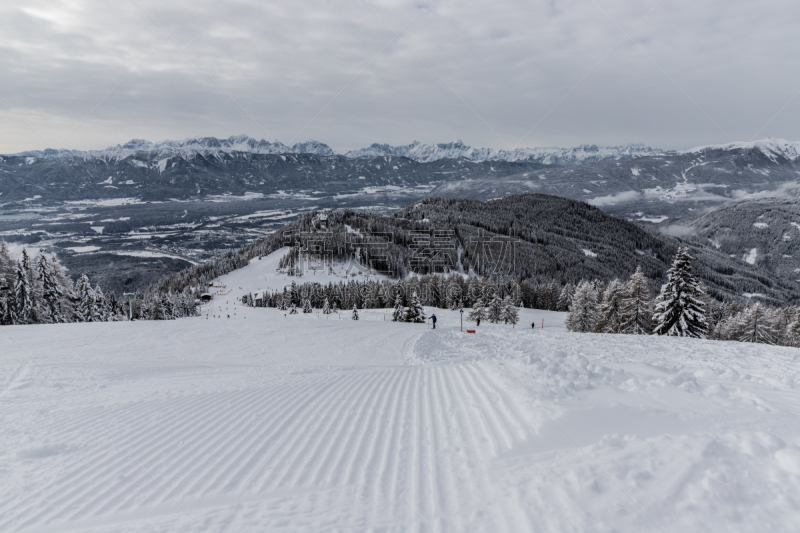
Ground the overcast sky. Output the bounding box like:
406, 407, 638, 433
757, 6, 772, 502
1, 0, 799, 154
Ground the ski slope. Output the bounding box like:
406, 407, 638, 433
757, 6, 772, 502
2, 257, 800, 532
212, 246, 391, 300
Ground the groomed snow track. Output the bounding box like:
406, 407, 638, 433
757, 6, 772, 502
3, 250, 800, 532
1, 314, 544, 532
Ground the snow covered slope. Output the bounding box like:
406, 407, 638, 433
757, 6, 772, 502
216, 246, 390, 301
2, 257, 799, 532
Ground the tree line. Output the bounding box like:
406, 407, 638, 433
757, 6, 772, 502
565, 247, 800, 346
0, 239, 200, 325
0, 241, 125, 324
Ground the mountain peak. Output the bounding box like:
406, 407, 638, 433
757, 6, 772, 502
685, 138, 800, 162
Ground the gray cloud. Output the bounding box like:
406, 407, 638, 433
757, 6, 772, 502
1, 0, 799, 153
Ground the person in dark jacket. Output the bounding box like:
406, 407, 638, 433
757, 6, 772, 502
430, 314, 437, 329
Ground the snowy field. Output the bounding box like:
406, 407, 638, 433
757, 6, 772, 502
2, 259, 800, 531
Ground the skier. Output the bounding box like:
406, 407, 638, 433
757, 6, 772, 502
531, 321, 535, 329
476, 317, 481, 327
430, 314, 437, 329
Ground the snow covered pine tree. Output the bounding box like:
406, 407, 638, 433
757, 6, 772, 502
75, 274, 95, 322
595, 279, 625, 333
13, 261, 33, 324
467, 295, 487, 325
617, 266, 652, 334
37, 253, 65, 323
392, 294, 405, 322
352, 305, 359, 320
322, 298, 331, 314
502, 296, 519, 325
653, 247, 708, 338
487, 292, 503, 323
404, 292, 426, 323
303, 299, 312, 313
565, 280, 598, 332
556, 283, 574, 312
736, 303, 778, 345
786, 310, 800, 347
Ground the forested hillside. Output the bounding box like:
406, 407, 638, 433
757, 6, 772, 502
150, 194, 800, 306
689, 198, 800, 284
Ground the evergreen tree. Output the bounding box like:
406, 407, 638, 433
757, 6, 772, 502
487, 292, 503, 323
0, 239, 14, 284
352, 305, 359, 320
405, 291, 426, 323
737, 303, 778, 344
467, 295, 487, 324
160, 293, 176, 320
37, 254, 64, 323
95, 285, 109, 321
653, 247, 708, 338
0, 286, 11, 325
19, 249, 42, 323
303, 299, 312, 313
20, 248, 33, 280
565, 280, 598, 333
75, 274, 95, 322
50, 256, 76, 322
391, 294, 405, 322
289, 303, 298, 314
785, 309, 800, 347
13, 260, 33, 324
322, 298, 331, 314
595, 279, 625, 333
557, 283, 574, 312
140, 299, 151, 321
445, 277, 461, 310
501, 295, 519, 325
620, 266, 652, 335
0, 239, 14, 325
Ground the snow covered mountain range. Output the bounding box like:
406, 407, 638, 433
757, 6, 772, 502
11, 135, 800, 166
8, 135, 662, 165
9, 136, 335, 161
343, 140, 664, 165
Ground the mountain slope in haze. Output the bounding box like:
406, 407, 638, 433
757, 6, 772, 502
689, 198, 800, 285
344, 140, 662, 165
4, 136, 798, 214
429, 139, 800, 226
0, 152, 547, 205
